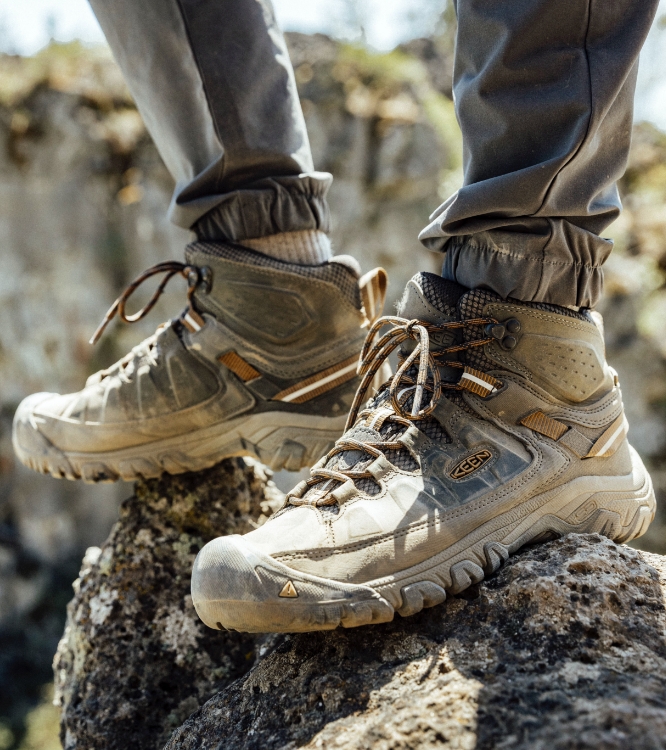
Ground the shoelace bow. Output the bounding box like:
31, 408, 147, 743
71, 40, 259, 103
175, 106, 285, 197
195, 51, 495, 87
288, 314, 500, 507
89, 261, 212, 345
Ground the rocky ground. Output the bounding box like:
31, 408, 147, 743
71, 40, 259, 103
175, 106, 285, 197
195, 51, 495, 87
165, 533, 666, 750
53, 459, 282, 750
49, 456, 666, 750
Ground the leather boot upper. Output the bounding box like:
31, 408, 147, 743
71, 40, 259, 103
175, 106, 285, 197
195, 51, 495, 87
14, 243, 376, 454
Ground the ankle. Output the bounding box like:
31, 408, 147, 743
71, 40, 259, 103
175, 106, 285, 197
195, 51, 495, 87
242, 230, 332, 265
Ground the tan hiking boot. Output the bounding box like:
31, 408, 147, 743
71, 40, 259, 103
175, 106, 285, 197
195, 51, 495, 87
192, 272, 656, 633
13, 242, 387, 482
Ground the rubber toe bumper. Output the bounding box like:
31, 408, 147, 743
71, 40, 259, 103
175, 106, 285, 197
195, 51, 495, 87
191, 535, 395, 633
12, 393, 78, 479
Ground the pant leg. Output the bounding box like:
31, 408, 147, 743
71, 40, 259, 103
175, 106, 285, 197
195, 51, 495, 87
419, 0, 660, 308
88, 0, 331, 242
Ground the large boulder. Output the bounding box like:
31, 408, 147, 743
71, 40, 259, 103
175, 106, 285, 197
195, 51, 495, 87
53, 459, 281, 750
166, 533, 666, 750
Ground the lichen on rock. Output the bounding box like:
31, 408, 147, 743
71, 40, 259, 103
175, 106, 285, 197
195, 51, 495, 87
166, 534, 666, 750
53, 458, 281, 750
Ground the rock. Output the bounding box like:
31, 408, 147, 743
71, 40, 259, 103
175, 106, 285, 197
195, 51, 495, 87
53, 458, 282, 750
166, 534, 666, 750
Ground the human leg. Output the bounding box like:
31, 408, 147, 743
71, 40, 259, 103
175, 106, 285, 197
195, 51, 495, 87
90, 0, 332, 263
420, 0, 660, 308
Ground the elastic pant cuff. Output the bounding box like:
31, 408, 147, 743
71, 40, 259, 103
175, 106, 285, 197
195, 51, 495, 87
188, 173, 332, 243
438, 227, 611, 309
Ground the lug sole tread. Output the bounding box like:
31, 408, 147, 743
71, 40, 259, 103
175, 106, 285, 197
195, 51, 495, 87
383, 479, 656, 621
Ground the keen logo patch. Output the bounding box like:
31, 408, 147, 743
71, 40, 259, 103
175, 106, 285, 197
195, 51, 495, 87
449, 449, 493, 480
279, 580, 298, 598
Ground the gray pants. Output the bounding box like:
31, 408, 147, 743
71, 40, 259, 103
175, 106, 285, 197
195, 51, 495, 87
89, 0, 659, 308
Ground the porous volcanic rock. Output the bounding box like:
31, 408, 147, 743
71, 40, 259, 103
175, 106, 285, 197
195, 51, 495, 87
166, 534, 666, 750
53, 458, 281, 750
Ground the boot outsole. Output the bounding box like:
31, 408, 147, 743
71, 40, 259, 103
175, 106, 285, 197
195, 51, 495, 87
12, 410, 347, 482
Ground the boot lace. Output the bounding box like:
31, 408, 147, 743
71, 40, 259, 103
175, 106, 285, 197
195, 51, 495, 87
287, 314, 501, 508
85, 261, 212, 383
89, 261, 212, 345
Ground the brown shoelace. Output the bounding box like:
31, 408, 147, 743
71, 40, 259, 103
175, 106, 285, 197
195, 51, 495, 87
89, 261, 211, 345
288, 314, 500, 507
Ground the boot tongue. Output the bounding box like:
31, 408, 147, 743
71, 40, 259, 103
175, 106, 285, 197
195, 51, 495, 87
394, 273, 468, 388
397, 273, 466, 324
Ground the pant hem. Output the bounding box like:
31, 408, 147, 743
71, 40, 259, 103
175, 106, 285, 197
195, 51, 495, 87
189, 174, 332, 242
441, 239, 605, 308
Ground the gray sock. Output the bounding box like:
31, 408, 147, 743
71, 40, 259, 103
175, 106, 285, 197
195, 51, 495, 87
242, 230, 332, 265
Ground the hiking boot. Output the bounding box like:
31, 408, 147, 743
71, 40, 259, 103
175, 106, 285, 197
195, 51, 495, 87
192, 272, 656, 633
13, 242, 387, 482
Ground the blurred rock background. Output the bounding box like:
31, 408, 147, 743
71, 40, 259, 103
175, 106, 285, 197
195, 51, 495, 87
0, 7, 665, 749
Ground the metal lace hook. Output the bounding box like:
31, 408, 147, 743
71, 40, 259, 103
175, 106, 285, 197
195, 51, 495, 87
89, 261, 200, 345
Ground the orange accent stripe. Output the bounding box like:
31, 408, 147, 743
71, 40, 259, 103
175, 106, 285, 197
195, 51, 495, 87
218, 351, 261, 382
273, 355, 359, 404
520, 410, 568, 441
459, 367, 501, 397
